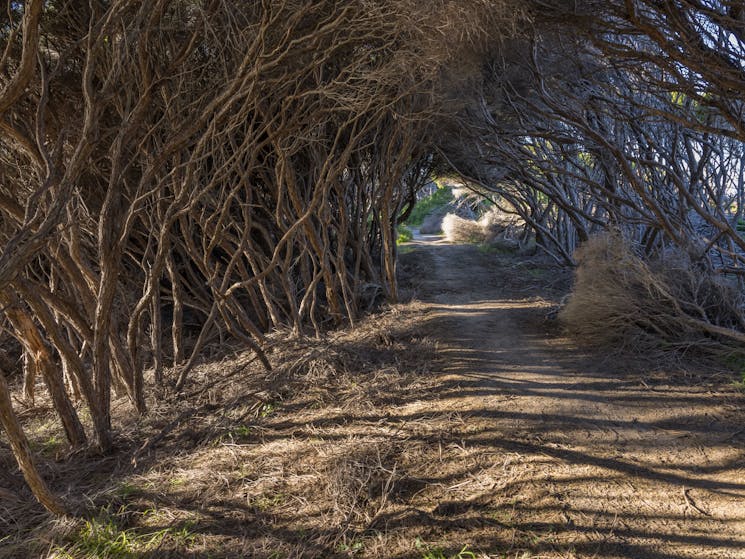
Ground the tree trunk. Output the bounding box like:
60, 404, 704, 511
0, 368, 68, 516
0, 293, 87, 448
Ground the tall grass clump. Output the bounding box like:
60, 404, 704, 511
442, 213, 486, 243
560, 234, 745, 358
397, 226, 414, 244
442, 207, 524, 245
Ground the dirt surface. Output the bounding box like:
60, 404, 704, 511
4, 236, 745, 559
396, 234, 745, 558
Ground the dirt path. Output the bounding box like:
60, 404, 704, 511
398, 235, 745, 558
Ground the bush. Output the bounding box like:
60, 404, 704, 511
559, 234, 745, 358
442, 213, 486, 243
441, 207, 524, 246
397, 225, 413, 244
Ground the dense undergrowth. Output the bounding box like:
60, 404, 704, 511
560, 234, 745, 361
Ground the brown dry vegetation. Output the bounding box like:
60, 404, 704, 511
442, 207, 525, 248
561, 234, 745, 358
1, 299, 440, 557
0, 0, 528, 511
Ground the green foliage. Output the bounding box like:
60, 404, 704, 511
415, 538, 477, 559
233, 425, 251, 437
57, 517, 154, 558
724, 355, 745, 389
336, 539, 365, 553
670, 90, 687, 107
253, 491, 287, 511
397, 225, 414, 244
259, 402, 277, 418
34, 433, 64, 455
113, 482, 141, 500
404, 185, 453, 226
53, 508, 198, 558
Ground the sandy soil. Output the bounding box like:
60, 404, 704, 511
395, 234, 745, 558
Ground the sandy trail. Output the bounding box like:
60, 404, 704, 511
400, 235, 745, 558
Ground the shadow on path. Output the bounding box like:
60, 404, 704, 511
394, 238, 745, 558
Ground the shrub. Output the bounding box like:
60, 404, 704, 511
442, 207, 524, 246
397, 225, 414, 244
560, 234, 745, 358
442, 213, 485, 243
479, 206, 524, 240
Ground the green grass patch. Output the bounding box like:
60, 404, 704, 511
252, 491, 287, 511
415, 538, 477, 559
397, 225, 413, 244
113, 482, 142, 500
52, 510, 198, 559
233, 424, 251, 437
404, 186, 453, 227
336, 539, 365, 553
258, 401, 278, 418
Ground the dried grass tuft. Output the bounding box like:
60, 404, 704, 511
442, 213, 488, 243
324, 443, 401, 530
560, 233, 745, 357
443, 207, 524, 245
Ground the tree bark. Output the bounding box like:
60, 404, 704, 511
0, 293, 87, 448
0, 368, 68, 516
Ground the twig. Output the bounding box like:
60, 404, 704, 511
683, 487, 710, 516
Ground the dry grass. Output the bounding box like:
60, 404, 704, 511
560, 233, 745, 358
442, 208, 524, 247
0, 303, 453, 558
0, 293, 560, 558
4, 243, 744, 559
442, 213, 487, 244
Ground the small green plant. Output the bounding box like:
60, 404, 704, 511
415, 538, 477, 559
57, 516, 154, 558
336, 539, 365, 553
233, 424, 251, 437
487, 508, 515, 526
169, 476, 186, 487
167, 521, 199, 547
40, 434, 64, 454
259, 402, 277, 418
397, 225, 413, 244
54, 509, 199, 558
253, 491, 286, 511
114, 482, 141, 499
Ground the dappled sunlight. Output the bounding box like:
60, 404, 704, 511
392, 242, 745, 557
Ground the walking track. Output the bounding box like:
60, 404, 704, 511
397, 234, 745, 558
